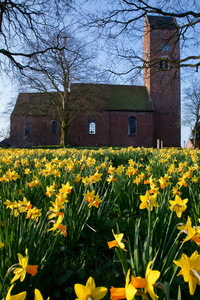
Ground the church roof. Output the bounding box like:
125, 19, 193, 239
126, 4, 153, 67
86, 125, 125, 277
12, 83, 154, 117
146, 15, 178, 29
71, 83, 154, 111
12, 92, 59, 117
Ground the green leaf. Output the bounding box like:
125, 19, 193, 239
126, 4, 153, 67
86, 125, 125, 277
177, 285, 182, 300
56, 270, 73, 285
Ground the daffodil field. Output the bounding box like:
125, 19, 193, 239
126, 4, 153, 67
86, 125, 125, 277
1, 147, 200, 300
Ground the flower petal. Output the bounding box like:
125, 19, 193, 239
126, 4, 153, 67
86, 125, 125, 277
74, 284, 88, 299
6, 285, 27, 300
92, 287, 108, 300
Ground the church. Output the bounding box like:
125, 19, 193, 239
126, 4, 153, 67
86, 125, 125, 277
10, 15, 180, 148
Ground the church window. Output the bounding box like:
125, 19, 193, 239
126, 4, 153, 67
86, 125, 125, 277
88, 118, 96, 134
51, 120, 58, 134
159, 57, 170, 70
128, 117, 137, 135
160, 43, 169, 52
24, 122, 31, 135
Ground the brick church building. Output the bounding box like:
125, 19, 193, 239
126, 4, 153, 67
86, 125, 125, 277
10, 15, 180, 148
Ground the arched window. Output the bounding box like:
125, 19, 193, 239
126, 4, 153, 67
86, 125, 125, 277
159, 57, 170, 70
24, 122, 31, 135
128, 117, 137, 135
51, 120, 58, 134
88, 118, 96, 134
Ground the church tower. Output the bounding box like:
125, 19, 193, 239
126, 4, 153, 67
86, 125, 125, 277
143, 15, 180, 147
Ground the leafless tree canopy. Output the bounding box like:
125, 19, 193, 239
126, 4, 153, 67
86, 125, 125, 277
19, 28, 103, 145
182, 79, 200, 147
83, 0, 200, 77
0, 0, 72, 70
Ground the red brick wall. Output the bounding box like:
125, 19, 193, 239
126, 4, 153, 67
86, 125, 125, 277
10, 115, 61, 147
10, 111, 154, 147
143, 16, 181, 147
69, 111, 154, 147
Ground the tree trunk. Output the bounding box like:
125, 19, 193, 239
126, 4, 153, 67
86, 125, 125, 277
60, 119, 70, 146
194, 122, 197, 149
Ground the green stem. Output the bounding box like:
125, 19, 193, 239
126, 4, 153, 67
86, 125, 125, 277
159, 208, 175, 269
0, 264, 20, 299
147, 200, 151, 262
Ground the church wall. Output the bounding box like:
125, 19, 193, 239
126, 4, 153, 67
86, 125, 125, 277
11, 110, 154, 148
69, 111, 154, 147
10, 115, 60, 147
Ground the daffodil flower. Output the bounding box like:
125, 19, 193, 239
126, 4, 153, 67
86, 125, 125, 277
131, 261, 160, 300
11, 249, 38, 284
110, 269, 137, 300
48, 215, 67, 236
177, 217, 200, 246
107, 230, 127, 251
5, 285, 26, 300
169, 195, 188, 218
34, 289, 50, 300
139, 191, 159, 211
174, 251, 200, 295
5, 286, 49, 300
74, 276, 107, 300
0, 241, 4, 248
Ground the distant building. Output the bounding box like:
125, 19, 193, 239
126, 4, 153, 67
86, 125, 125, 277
10, 15, 180, 148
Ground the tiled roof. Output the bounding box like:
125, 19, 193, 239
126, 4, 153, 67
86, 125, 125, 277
71, 83, 154, 111
12, 92, 59, 117
12, 83, 154, 117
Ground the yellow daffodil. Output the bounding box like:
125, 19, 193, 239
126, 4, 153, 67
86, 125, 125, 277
18, 197, 32, 213
107, 230, 127, 251
145, 261, 160, 300
26, 207, 42, 220
133, 176, 141, 185
11, 249, 38, 284
191, 175, 198, 183
0, 241, 4, 248
59, 182, 73, 195
169, 195, 188, 218
89, 172, 103, 183
130, 261, 160, 300
177, 216, 192, 231
174, 251, 200, 295
107, 174, 116, 184
177, 177, 188, 187
88, 195, 102, 208
5, 285, 26, 300
74, 276, 107, 300
116, 165, 125, 175
171, 186, 181, 197
83, 190, 96, 203
46, 185, 55, 198
177, 217, 200, 246
159, 176, 170, 189
34, 289, 50, 300
110, 269, 137, 300
48, 215, 67, 236
139, 191, 159, 211
108, 165, 115, 174
149, 185, 160, 195
82, 176, 90, 185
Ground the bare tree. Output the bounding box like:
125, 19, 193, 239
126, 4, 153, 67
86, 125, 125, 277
182, 79, 200, 148
0, 0, 72, 71
83, 0, 200, 77
19, 28, 102, 146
